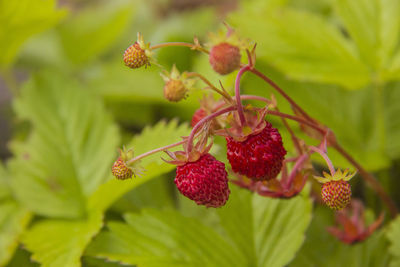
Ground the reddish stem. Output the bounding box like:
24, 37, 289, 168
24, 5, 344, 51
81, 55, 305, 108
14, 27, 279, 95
186, 106, 236, 153
235, 65, 251, 126
285, 153, 309, 188
309, 146, 336, 175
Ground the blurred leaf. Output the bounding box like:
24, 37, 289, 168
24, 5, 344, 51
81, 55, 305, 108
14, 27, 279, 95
230, 6, 369, 89
290, 206, 391, 267
0, 201, 32, 266
82, 256, 133, 267
59, 1, 133, 64
387, 215, 400, 267
22, 211, 103, 267
87, 187, 311, 267
217, 186, 312, 267
6, 248, 39, 267
0, 163, 10, 200
334, 0, 400, 72
0, 0, 66, 67
9, 72, 120, 218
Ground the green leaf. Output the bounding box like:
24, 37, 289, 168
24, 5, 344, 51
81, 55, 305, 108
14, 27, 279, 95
59, 2, 133, 64
387, 215, 400, 267
334, 0, 400, 71
0, 201, 32, 266
9, 71, 120, 218
87, 209, 247, 267
230, 6, 369, 89
0, 163, 10, 200
217, 186, 312, 267
87, 186, 312, 267
0, 0, 66, 67
290, 206, 391, 267
22, 211, 103, 267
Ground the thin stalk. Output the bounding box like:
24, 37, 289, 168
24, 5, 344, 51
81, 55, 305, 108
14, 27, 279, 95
150, 42, 209, 54
250, 68, 313, 121
309, 146, 336, 176
127, 140, 186, 165
235, 65, 251, 126
185, 72, 231, 99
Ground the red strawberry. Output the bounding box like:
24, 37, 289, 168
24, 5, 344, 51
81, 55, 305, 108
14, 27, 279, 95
123, 42, 149, 69
112, 157, 133, 180
226, 122, 286, 181
191, 108, 207, 127
175, 153, 230, 208
209, 42, 241, 75
321, 180, 351, 210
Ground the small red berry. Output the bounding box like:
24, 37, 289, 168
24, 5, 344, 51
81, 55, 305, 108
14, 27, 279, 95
112, 157, 133, 180
321, 180, 351, 210
226, 122, 286, 181
191, 108, 207, 127
175, 153, 230, 208
209, 42, 241, 75
123, 42, 149, 69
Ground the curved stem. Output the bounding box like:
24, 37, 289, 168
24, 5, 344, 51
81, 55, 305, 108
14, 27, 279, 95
267, 110, 326, 134
185, 72, 231, 99
309, 146, 336, 175
186, 106, 236, 153
249, 68, 313, 122
285, 153, 309, 188
150, 42, 209, 54
332, 142, 398, 218
127, 140, 186, 165
235, 65, 251, 126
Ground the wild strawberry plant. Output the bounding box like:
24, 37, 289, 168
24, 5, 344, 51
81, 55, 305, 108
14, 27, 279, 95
1, 0, 400, 267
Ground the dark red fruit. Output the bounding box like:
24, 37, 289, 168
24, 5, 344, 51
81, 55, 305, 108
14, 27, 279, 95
175, 153, 230, 208
209, 42, 241, 75
191, 108, 207, 127
226, 122, 286, 181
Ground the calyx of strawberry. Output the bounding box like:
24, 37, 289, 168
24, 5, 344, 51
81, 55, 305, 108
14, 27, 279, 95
314, 169, 356, 184
215, 106, 268, 142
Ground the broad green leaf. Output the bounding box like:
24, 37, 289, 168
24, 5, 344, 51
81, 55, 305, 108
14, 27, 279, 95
217, 186, 312, 267
230, 6, 369, 89
89, 120, 190, 212
9, 72, 120, 218
87, 187, 312, 267
0, 201, 32, 266
291, 206, 391, 267
0, 0, 66, 67
387, 215, 400, 267
59, 2, 133, 64
86, 209, 247, 267
335, 0, 400, 71
22, 212, 103, 267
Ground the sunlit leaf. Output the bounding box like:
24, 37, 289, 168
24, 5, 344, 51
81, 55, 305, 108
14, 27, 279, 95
9, 72, 120, 218
387, 215, 400, 267
0, 201, 32, 266
0, 0, 66, 67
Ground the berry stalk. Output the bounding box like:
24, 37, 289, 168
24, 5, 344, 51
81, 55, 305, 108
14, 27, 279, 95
185, 72, 232, 100
150, 42, 209, 54
309, 146, 336, 176
235, 65, 251, 126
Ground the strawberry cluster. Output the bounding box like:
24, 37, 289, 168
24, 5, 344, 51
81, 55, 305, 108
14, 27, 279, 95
111, 25, 389, 233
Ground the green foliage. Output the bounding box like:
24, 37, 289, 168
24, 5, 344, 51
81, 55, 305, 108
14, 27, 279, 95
0, 0, 66, 67
9, 72, 120, 218
86, 186, 312, 267
386, 216, 400, 267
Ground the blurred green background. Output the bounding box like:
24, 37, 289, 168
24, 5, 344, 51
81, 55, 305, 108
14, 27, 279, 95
1, 0, 400, 266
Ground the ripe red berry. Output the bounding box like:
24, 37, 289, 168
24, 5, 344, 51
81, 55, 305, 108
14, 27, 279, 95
209, 42, 241, 75
321, 180, 351, 210
112, 157, 133, 180
226, 122, 286, 181
191, 108, 207, 127
175, 153, 230, 208
123, 42, 149, 69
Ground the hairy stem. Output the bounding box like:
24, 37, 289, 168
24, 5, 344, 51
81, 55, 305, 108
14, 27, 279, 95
127, 140, 187, 165
309, 146, 336, 176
